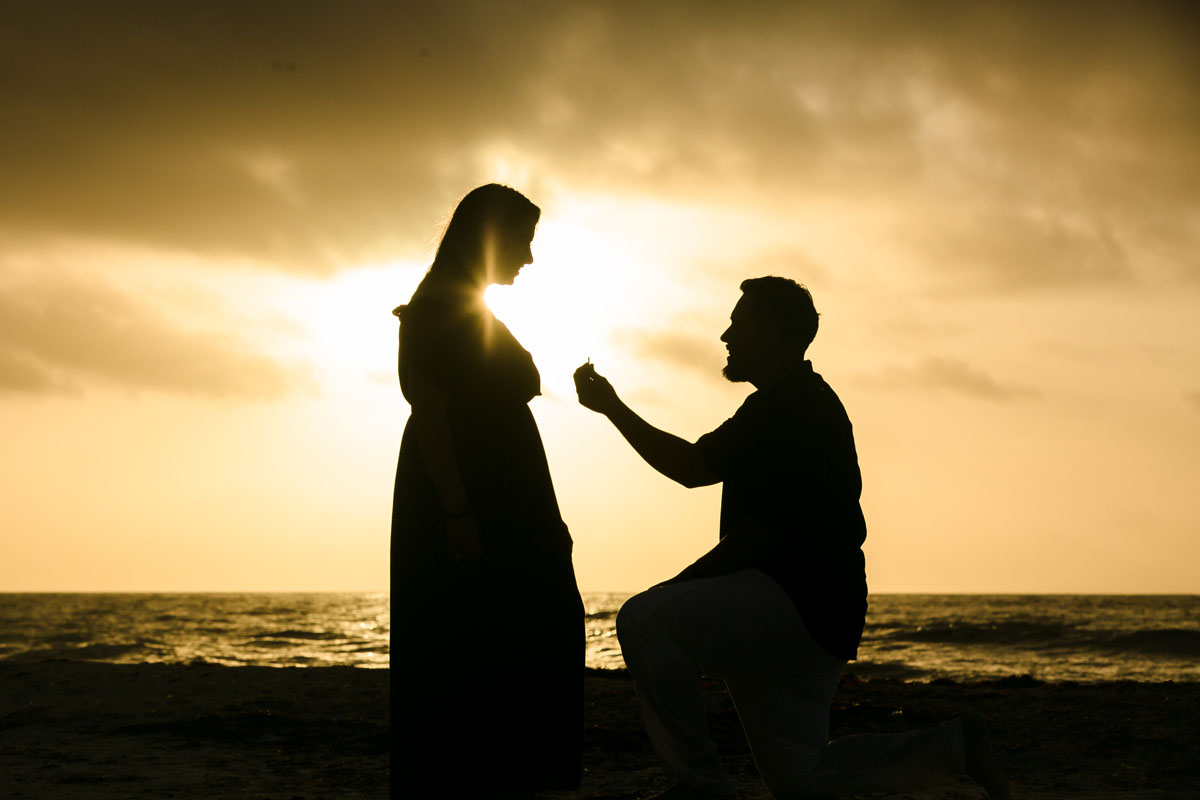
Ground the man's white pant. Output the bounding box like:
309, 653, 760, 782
616, 569, 965, 799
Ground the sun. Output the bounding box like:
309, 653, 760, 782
483, 215, 638, 398
273, 202, 652, 401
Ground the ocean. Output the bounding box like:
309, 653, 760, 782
2, 593, 1198, 683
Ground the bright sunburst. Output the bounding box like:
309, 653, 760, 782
484, 215, 638, 398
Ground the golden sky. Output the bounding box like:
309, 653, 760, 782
2, 1, 1198, 592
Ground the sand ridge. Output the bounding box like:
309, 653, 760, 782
2, 662, 1197, 798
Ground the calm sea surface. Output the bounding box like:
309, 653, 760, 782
2, 593, 1197, 683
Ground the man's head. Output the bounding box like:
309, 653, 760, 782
721, 277, 819, 385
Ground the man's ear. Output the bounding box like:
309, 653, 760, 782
767, 321, 789, 349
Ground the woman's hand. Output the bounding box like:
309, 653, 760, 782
445, 513, 484, 575
574, 361, 621, 416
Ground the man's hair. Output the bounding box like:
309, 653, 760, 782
739, 276, 819, 351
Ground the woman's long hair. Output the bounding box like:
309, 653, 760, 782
428, 184, 540, 284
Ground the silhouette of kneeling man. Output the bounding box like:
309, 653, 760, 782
575, 277, 1009, 800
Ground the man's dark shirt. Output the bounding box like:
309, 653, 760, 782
695, 361, 867, 661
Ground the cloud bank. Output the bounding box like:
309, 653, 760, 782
3, 1, 1197, 396
1, 0, 1196, 282
0, 276, 304, 397
863, 356, 1040, 402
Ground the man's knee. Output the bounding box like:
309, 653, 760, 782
615, 590, 652, 644
618, 586, 682, 654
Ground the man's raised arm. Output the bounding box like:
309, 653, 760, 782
573, 362, 718, 488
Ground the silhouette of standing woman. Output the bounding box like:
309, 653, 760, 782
391, 184, 583, 797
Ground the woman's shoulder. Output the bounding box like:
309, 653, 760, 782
398, 284, 482, 326
405, 278, 484, 309
397, 288, 495, 368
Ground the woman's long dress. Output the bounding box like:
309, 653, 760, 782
390, 287, 583, 794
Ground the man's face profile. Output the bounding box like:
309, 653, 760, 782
720, 294, 779, 383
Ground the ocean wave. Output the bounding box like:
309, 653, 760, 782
41, 632, 92, 645
0, 593, 391, 671
4, 592, 1195, 680
1, 642, 148, 664
248, 630, 348, 641
1100, 628, 1200, 658
876, 620, 1074, 647
876, 620, 1200, 660
844, 660, 931, 681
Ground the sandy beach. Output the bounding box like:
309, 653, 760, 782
1, 662, 1197, 799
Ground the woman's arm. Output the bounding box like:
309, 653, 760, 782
404, 364, 483, 571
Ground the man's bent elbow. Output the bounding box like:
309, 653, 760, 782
678, 474, 717, 489
676, 459, 719, 488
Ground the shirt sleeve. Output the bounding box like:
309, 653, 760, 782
695, 404, 754, 480
696, 390, 848, 533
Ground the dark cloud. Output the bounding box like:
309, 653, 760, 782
863, 356, 1040, 401
0, 347, 76, 394
1, 0, 1197, 284
909, 209, 1135, 292
0, 276, 307, 397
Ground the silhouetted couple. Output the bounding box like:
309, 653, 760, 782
390, 185, 1008, 799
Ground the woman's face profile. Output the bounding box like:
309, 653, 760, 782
489, 220, 536, 286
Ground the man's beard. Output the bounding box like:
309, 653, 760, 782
722, 357, 750, 383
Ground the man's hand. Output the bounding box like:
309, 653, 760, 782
574, 361, 621, 416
